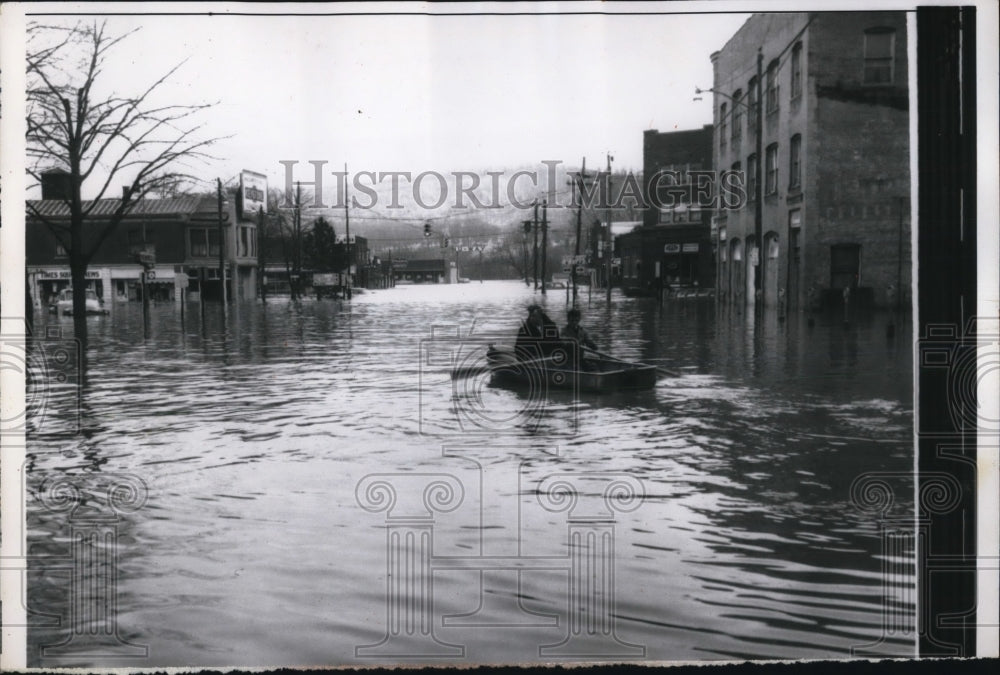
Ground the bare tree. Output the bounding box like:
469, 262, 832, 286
25, 20, 220, 358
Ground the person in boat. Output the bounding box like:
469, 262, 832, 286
515, 304, 563, 361
563, 307, 601, 370
563, 308, 597, 351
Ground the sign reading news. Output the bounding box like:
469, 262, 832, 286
240, 170, 268, 219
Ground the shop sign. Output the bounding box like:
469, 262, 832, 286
682, 243, 699, 253
240, 170, 267, 219
664, 244, 681, 254
34, 269, 101, 280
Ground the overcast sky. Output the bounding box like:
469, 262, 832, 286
25, 5, 752, 198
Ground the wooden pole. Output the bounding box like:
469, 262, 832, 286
217, 178, 228, 310
141, 269, 150, 338
541, 200, 548, 295
574, 156, 587, 306
532, 200, 539, 290
605, 154, 613, 303
258, 206, 266, 303
345, 162, 352, 299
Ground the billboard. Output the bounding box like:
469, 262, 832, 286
240, 170, 267, 219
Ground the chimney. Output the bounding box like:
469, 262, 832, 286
40, 169, 74, 200
123, 186, 131, 200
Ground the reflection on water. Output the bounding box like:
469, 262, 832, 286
27, 282, 914, 666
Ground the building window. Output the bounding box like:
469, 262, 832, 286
747, 154, 758, 200
765, 143, 779, 195
747, 76, 758, 130
730, 161, 742, 209
240, 226, 249, 257
765, 59, 779, 113
791, 42, 803, 99
189, 228, 220, 258
864, 27, 895, 84
55, 244, 67, 257
789, 134, 801, 190
719, 102, 728, 150
732, 90, 743, 140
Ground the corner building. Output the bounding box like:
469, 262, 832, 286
712, 12, 910, 310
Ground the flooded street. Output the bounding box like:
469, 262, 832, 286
26, 281, 914, 666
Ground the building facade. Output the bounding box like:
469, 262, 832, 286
392, 259, 456, 284
712, 12, 910, 310
27, 171, 259, 306
618, 126, 716, 295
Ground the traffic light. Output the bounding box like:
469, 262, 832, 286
424, 223, 432, 237
442, 237, 450, 248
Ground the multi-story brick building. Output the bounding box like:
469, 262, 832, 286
712, 12, 910, 310
618, 125, 716, 294
27, 170, 260, 306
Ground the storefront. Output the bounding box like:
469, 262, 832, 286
28, 268, 107, 308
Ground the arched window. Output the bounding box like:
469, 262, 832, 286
747, 77, 758, 130
789, 134, 802, 189
790, 42, 803, 98
719, 102, 728, 149
732, 90, 743, 140
765, 59, 779, 113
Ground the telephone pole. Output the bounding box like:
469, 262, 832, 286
293, 181, 302, 301
217, 178, 228, 309
344, 162, 352, 299
570, 156, 590, 306
532, 200, 539, 290
605, 153, 614, 303
540, 199, 548, 296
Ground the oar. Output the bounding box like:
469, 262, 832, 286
450, 353, 559, 380
583, 346, 680, 378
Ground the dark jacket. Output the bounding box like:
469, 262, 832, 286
563, 323, 597, 351
515, 313, 562, 360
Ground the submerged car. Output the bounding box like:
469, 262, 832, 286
48, 288, 108, 316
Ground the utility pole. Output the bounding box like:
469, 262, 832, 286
258, 206, 266, 303
217, 178, 228, 309
605, 153, 614, 303
753, 49, 764, 309
293, 181, 302, 301
541, 199, 549, 295
572, 157, 589, 306
522, 221, 531, 286
532, 200, 539, 290
344, 162, 352, 299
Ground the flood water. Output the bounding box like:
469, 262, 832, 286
26, 281, 915, 666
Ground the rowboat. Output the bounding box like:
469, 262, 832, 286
485, 344, 658, 392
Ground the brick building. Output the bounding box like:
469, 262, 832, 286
712, 12, 910, 310
618, 125, 716, 294
27, 170, 260, 306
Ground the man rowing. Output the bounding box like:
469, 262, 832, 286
563, 308, 597, 351
515, 304, 565, 361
